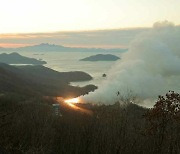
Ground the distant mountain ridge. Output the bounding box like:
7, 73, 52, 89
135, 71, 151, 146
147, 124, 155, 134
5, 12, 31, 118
0, 43, 128, 52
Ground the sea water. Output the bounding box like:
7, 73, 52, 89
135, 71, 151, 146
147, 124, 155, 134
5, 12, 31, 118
0, 51, 123, 87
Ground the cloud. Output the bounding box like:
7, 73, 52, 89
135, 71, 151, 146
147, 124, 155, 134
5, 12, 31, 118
82, 21, 180, 105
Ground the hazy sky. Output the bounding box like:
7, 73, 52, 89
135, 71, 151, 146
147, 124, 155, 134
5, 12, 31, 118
0, 28, 149, 48
0, 0, 180, 33
0, 0, 180, 48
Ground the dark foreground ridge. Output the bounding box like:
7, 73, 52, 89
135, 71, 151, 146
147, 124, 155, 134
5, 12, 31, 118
1, 91, 180, 154
0, 52, 47, 65
0, 67, 180, 154
80, 54, 120, 61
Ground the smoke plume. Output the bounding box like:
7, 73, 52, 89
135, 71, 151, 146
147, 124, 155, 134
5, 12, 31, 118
82, 21, 180, 105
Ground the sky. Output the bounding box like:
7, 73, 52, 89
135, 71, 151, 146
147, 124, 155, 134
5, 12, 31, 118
0, 0, 180, 48
0, 28, 149, 48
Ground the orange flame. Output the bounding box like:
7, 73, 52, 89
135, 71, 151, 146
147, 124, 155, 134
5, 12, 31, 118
65, 98, 80, 104
56, 97, 92, 115
64, 97, 92, 115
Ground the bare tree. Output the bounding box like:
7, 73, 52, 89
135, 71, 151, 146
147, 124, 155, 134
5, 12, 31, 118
145, 91, 180, 153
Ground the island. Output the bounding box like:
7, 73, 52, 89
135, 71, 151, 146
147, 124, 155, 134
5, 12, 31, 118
0, 52, 47, 65
80, 54, 120, 61
102, 73, 107, 77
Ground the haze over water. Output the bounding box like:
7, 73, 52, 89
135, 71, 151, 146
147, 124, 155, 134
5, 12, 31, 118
0, 51, 123, 87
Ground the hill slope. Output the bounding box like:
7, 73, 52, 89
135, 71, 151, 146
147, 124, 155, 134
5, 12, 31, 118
0, 52, 46, 64
0, 63, 97, 97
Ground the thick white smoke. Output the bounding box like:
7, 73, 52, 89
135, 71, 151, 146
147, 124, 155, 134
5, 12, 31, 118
82, 21, 180, 105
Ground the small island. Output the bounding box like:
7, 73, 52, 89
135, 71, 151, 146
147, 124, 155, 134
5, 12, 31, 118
0, 52, 47, 65
102, 73, 107, 77
80, 54, 120, 61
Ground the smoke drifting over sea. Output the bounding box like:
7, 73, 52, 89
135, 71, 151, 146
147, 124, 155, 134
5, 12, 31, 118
82, 21, 180, 105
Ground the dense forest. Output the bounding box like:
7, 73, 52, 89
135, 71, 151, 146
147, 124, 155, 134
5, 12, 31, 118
0, 60, 179, 154
0, 91, 180, 154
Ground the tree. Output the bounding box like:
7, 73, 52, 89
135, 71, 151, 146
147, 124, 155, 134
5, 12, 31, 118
145, 91, 180, 153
